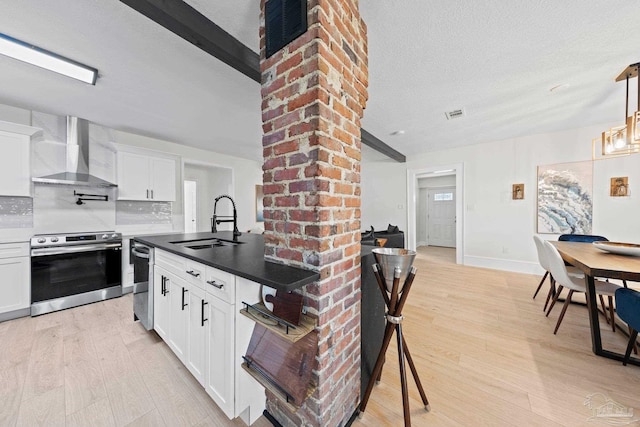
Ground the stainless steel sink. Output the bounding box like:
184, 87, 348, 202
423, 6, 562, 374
171, 238, 244, 250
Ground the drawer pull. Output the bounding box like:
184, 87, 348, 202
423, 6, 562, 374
206, 280, 224, 289
186, 270, 200, 278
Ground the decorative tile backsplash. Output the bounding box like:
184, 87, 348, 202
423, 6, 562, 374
0, 197, 33, 229
116, 201, 172, 225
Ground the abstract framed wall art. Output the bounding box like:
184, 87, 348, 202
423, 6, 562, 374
537, 161, 593, 234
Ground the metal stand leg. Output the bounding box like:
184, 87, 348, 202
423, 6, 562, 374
359, 265, 430, 426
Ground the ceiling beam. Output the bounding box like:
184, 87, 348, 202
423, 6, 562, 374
120, 0, 260, 82
361, 129, 406, 162
120, 0, 406, 163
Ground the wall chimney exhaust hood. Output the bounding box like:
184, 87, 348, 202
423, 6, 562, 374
32, 116, 117, 187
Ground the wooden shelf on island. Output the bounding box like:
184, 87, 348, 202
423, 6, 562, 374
240, 302, 316, 343
242, 362, 316, 412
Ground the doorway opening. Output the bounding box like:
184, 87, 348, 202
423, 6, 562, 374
407, 163, 463, 264
184, 180, 197, 233
183, 162, 233, 233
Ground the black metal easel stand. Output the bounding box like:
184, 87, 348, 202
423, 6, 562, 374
359, 264, 430, 427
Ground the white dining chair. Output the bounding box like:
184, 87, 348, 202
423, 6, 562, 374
533, 235, 555, 311
533, 235, 584, 312
542, 240, 621, 335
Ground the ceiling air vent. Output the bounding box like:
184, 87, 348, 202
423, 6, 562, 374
445, 108, 465, 120
265, 0, 308, 59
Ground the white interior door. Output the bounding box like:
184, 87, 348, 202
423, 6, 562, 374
427, 187, 456, 247
184, 180, 197, 233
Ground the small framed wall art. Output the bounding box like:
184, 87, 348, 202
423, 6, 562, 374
610, 177, 629, 197
512, 183, 524, 200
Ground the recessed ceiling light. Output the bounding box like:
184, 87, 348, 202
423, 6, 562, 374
390, 130, 405, 136
550, 83, 570, 92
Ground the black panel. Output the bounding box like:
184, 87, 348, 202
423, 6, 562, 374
360, 246, 386, 397
265, 0, 308, 58
31, 249, 122, 303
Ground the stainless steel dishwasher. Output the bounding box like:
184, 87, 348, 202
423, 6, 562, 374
131, 241, 154, 330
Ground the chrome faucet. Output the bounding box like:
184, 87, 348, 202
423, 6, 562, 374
211, 195, 241, 240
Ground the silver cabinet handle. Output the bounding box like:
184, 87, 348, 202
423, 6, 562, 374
186, 270, 200, 278
146, 189, 149, 199
206, 280, 224, 289
151, 189, 154, 199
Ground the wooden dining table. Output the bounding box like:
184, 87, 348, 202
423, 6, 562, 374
551, 241, 640, 366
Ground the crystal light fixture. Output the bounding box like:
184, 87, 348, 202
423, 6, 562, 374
594, 63, 640, 158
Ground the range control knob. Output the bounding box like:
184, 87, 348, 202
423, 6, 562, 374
37, 237, 46, 244
50, 237, 59, 243
102, 234, 109, 240
111, 233, 118, 239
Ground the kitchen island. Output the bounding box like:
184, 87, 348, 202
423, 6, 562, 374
133, 231, 319, 291
131, 231, 318, 426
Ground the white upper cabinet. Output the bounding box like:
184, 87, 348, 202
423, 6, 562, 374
117, 150, 176, 201
0, 121, 41, 197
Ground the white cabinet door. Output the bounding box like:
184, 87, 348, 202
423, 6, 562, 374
0, 256, 30, 314
117, 151, 150, 200
206, 295, 235, 419
153, 266, 171, 341
0, 130, 31, 197
187, 284, 207, 386
150, 157, 176, 201
168, 273, 189, 363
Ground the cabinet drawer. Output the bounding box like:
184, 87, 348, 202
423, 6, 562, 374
155, 249, 186, 277
185, 259, 206, 290
0, 242, 29, 258
205, 266, 235, 304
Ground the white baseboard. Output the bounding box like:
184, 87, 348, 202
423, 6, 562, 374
464, 255, 544, 275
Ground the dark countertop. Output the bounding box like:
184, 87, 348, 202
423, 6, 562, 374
133, 231, 319, 292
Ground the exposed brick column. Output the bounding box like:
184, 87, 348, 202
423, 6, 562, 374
259, 0, 368, 425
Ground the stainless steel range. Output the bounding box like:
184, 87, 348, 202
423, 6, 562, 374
30, 231, 122, 316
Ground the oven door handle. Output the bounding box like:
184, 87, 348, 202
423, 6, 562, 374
31, 243, 122, 257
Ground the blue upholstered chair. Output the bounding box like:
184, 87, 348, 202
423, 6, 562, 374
558, 234, 609, 243
615, 288, 640, 366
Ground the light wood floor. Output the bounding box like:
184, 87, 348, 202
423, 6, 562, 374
2, 247, 639, 426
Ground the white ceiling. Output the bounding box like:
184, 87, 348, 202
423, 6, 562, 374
1, 1, 639, 163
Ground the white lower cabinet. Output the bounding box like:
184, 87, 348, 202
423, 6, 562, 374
0, 242, 30, 317
205, 293, 235, 418
153, 249, 264, 425
168, 273, 189, 363
187, 284, 207, 386
153, 266, 171, 341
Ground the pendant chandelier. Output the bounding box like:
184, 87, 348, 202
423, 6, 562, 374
593, 62, 640, 158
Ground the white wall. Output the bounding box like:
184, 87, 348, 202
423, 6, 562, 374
360, 159, 406, 232
362, 121, 640, 273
